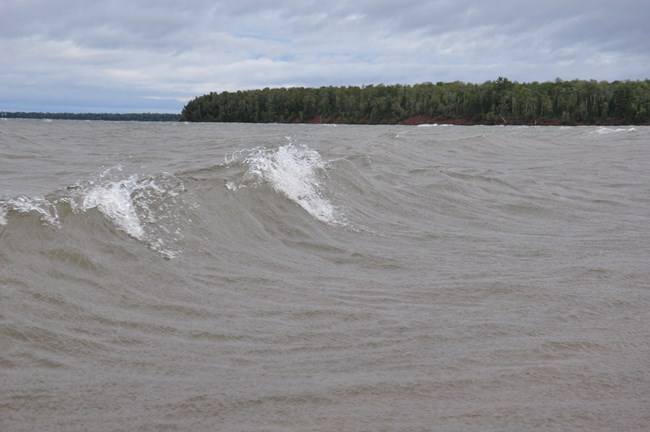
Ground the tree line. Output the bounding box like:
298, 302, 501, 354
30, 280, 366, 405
1, 112, 181, 122
181, 78, 650, 125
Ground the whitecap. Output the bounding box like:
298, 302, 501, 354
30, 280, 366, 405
243, 143, 342, 226
0, 195, 59, 226
70, 171, 186, 258
593, 127, 637, 134
1, 168, 187, 258
80, 176, 146, 240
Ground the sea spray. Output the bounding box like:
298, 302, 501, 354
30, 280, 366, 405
1, 166, 187, 258
73, 171, 187, 258
242, 143, 342, 226
0, 195, 60, 226
80, 176, 147, 240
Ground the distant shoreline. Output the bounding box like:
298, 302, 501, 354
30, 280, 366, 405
181, 78, 650, 126
0, 112, 180, 122
1, 112, 646, 126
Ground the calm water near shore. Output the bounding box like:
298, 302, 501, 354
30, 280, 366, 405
1, 120, 649, 431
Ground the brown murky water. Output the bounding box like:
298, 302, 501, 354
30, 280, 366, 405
1, 120, 649, 431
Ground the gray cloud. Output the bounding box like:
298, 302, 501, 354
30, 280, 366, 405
1, 0, 648, 112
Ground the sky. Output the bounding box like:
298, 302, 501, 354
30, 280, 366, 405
1, 0, 649, 113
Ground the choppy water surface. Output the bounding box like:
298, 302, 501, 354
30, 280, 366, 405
1, 120, 649, 431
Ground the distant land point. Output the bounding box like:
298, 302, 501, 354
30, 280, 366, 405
181, 78, 650, 126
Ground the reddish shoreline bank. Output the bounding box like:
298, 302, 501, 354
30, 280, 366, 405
301, 114, 631, 126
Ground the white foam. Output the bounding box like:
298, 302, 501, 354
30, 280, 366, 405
0, 195, 59, 225
244, 144, 342, 225
81, 176, 146, 240
72, 171, 186, 258
1, 165, 186, 258
593, 127, 637, 135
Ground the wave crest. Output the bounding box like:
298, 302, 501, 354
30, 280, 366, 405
1, 167, 187, 259
242, 143, 342, 226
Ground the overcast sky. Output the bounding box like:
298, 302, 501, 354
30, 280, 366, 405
1, 0, 648, 113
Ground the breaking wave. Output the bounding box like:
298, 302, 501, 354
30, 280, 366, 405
1, 166, 187, 258
1, 142, 345, 258
224, 142, 344, 226
592, 127, 637, 134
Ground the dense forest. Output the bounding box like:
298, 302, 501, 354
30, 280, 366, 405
0, 112, 180, 122
181, 78, 650, 125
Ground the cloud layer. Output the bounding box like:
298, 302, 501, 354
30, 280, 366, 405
1, 0, 648, 112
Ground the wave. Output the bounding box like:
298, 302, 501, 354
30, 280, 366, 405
592, 127, 637, 134
8, 129, 628, 263
0, 195, 60, 226
1, 166, 187, 258
222, 142, 345, 226
1, 142, 348, 259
